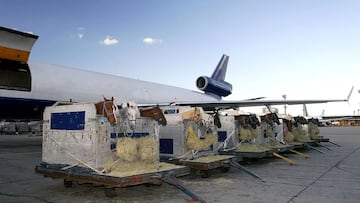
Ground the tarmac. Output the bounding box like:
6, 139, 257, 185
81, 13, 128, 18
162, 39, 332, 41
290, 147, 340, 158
0, 126, 359, 203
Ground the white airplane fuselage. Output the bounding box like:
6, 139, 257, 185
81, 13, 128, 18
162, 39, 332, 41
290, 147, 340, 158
2, 61, 218, 103
0, 61, 220, 120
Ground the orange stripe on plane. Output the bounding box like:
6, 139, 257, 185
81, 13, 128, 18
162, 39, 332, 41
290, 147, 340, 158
0, 46, 30, 62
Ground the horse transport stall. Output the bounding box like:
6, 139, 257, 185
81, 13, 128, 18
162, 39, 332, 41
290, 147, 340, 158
35, 101, 206, 200
216, 110, 272, 160
258, 112, 294, 152
159, 106, 236, 178
278, 114, 326, 154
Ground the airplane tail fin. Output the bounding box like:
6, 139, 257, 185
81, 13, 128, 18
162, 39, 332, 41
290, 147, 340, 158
211, 54, 229, 81
303, 104, 309, 117
346, 85, 354, 102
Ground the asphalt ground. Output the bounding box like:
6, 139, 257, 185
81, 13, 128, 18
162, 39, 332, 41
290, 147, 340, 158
0, 126, 359, 203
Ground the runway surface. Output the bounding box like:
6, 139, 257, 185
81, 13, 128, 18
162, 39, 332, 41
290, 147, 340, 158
0, 127, 359, 203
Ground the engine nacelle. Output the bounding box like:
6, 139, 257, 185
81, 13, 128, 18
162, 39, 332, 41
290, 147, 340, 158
196, 76, 232, 97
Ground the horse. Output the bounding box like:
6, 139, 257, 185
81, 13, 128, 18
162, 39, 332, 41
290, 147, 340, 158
95, 96, 118, 125
282, 117, 293, 132
235, 114, 260, 129
248, 114, 261, 129
139, 105, 167, 126
293, 116, 308, 127
118, 101, 140, 130
260, 112, 280, 125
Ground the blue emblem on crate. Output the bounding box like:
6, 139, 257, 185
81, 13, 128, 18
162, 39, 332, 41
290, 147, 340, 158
217, 131, 227, 142
117, 132, 149, 138
110, 142, 116, 150
110, 133, 117, 138
164, 109, 178, 114
159, 138, 173, 154
51, 111, 85, 130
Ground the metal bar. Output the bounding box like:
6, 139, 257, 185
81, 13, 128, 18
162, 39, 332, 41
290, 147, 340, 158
163, 175, 206, 203
316, 143, 332, 150
289, 149, 309, 159
272, 152, 295, 165
230, 162, 266, 183
329, 141, 341, 147
304, 143, 324, 154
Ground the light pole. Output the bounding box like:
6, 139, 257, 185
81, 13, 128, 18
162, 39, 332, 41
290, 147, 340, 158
282, 94, 287, 115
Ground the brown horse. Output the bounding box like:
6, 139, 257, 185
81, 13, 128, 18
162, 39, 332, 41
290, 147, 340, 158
293, 116, 308, 127
235, 114, 260, 129
260, 113, 280, 125
95, 96, 118, 125
282, 118, 293, 132
139, 105, 167, 126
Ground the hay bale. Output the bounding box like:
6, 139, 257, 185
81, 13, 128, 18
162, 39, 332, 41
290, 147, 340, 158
284, 131, 294, 144
186, 126, 203, 150
203, 133, 217, 148
239, 128, 251, 140
265, 126, 273, 137
182, 108, 202, 123
137, 137, 158, 163
309, 123, 322, 139
250, 128, 259, 139
186, 126, 217, 150
293, 127, 311, 142
310, 124, 320, 139
116, 137, 138, 162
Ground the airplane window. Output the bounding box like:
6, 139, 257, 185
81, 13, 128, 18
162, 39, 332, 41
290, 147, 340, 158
0, 59, 31, 91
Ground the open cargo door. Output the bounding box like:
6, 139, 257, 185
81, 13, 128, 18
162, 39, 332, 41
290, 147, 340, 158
0, 27, 38, 91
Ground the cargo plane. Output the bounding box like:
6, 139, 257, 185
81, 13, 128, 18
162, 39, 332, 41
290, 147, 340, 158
0, 26, 350, 120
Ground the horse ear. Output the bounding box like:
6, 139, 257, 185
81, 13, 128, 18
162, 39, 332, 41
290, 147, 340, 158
111, 97, 114, 101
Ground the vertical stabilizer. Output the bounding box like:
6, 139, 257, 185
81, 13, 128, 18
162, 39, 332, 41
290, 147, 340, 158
303, 104, 308, 117
211, 54, 229, 81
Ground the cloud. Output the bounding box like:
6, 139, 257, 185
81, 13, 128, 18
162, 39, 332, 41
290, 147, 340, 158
143, 37, 163, 45
78, 33, 84, 39
76, 27, 85, 39
100, 36, 119, 46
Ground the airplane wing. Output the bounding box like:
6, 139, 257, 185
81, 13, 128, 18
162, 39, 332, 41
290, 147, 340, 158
174, 98, 348, 111
173, 86, 353, 111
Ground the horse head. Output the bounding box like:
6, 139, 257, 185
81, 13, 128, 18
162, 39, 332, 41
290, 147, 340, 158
140, 105, 167, 126
270, 113, 280, 125
95, 96, 118, 125
119, 101, 139, 130
212, 110, 221, 128
248, 114, 260, 129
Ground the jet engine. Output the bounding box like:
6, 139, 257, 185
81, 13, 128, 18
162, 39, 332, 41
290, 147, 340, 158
196, 76, 232, 97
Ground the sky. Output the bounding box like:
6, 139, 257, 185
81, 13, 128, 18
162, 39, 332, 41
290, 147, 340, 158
1, 0, 360, 116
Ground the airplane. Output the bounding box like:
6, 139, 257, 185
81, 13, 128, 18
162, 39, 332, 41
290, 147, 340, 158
0, 26, 350, 120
